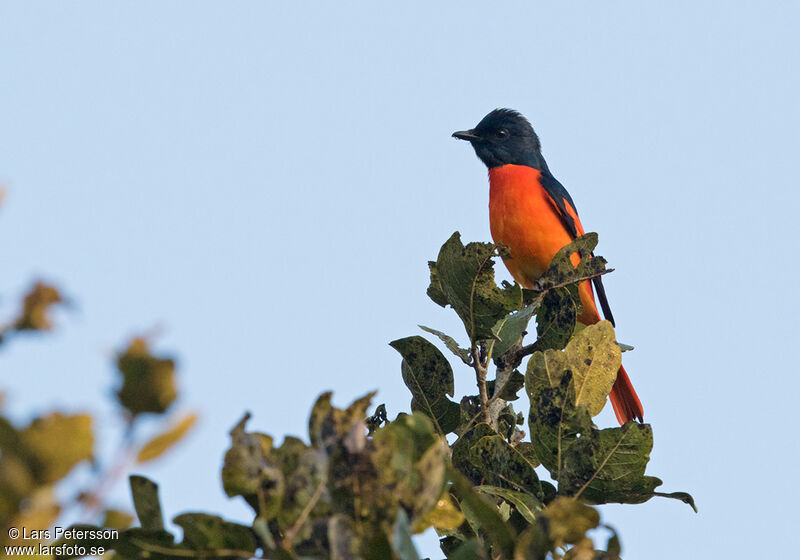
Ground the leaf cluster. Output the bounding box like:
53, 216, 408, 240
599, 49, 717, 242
57, 394, 456, 560
0, 283, 197, 551
0, 225, 696, 560
393, 232, 695, 558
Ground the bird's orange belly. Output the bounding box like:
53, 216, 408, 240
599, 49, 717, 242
488, 166, 574, 288
488, 165, 599, 325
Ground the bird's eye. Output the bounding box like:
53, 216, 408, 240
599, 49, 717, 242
496, 129, 509, 138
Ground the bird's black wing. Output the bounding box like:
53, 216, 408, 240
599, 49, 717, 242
540, 170, 616, 326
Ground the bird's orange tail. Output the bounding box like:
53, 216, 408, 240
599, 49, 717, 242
609, 364, 643, 424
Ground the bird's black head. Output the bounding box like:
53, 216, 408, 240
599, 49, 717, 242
453, 108, 544, 169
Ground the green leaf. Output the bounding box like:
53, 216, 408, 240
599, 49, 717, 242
527, 321, 620, 417
363, 536, 392, 560
103, 509, 135, 530
0, 456, 36, 522
13, 282, 63, 331
534, 233, 609, 291
567, 424, 659, 504
605, 526, 622, 557
617, 342, 635, 352
528, 371, 662, 504
654, 491, 698, 512
416, 494, 464, 532
411, 440, 449, 523
220, 414, 284, 519
116, 337, 178, 416
390, 336, 460, 434
115, 528, 177, 560
0, 415, 27, 455
468, 435, 543, 497
274, 437, 327, 532
447, 539, 486, 560
136, 412, 197, 463
528, 370, 587, 477
372, 412, 448, 529
419, 325, 471, 364
451, 423, 498, 483
428, 232, 523, 341
449, 467, 515, 559
487, 370, 525, 401
308, 391, 374, 452
308, 392, 334, 448
474, 485, 541, 524
21, 412, 93, 484
426, 259, 449, 307
513, 442, 541, 469
392, 509, 421, 560
129, 475, 164, 530
541, 497, 599, 547
489, 301, 539, 359
533, 287, 579, 352
173, 513, 256, 557
51, 524, 119, 560
513, 524, 551, 560
366, 403, 388, 435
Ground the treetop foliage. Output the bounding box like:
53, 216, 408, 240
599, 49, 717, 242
0, 226, 695, 559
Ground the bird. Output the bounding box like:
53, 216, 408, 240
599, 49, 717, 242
452, 108, 643, 425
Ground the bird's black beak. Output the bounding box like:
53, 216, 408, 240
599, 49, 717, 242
452, 129, 482, 142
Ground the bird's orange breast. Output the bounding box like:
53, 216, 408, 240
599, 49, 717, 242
488, 165, 575, 287
488, 164, 599, 324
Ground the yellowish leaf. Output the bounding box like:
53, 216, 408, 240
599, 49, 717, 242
414, 495, 465, 533
103, 508, 135, 529
527, 321, 620, 416
22, 413, 93, 483
137, 413, 197, 463
542, 497, 599, 547
14, 282, 63, 331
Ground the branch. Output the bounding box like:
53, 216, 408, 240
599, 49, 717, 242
492, 340, 536, 381
74, 419, 138, 522
471, 343, 489, 423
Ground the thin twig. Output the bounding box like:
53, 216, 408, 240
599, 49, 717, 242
283, 476, 326, 548
457, 346, 524, 437
76, 418, 138, 522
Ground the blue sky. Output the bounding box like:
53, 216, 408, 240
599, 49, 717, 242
1, 2, 798, 558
